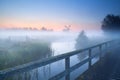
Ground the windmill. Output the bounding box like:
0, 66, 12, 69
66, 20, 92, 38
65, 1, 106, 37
63, 25, 71, 32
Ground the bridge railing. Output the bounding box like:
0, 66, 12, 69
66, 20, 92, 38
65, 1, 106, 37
0, 40, 117, 80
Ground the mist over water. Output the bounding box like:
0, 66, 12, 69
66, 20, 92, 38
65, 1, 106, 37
0, 30, 105, 41
0, 30, 108, 80
0, 30, 76, 42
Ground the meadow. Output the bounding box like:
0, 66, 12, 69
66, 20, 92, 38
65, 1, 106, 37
0, 39, 52, 70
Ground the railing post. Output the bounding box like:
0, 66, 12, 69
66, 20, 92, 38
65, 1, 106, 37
99, 45, 102, 60
65, 57, 70, 80
88, 49, 92, 68
105, 43, 108, 52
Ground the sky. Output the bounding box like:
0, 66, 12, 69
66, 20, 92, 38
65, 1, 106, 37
0, 0, 120, 31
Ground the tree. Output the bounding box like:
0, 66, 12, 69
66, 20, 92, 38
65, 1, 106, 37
75, 31, 90, 49
102, 14, 120, 35
75, 31, 91, 61
41, 27, 47, 31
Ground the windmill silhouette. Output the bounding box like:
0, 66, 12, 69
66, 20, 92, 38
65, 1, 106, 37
63, 25, 71, 32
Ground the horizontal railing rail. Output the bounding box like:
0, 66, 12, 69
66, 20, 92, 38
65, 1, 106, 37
0, 39, 117, 80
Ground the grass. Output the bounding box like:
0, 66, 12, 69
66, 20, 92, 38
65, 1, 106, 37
0, 40, 52, 70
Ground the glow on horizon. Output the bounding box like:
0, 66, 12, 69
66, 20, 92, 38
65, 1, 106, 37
0, 0, 120, 31
0, 14, 101, 31
0, 18, 100, 31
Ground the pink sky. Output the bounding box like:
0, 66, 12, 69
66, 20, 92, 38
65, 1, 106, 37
0, 18, 101, 31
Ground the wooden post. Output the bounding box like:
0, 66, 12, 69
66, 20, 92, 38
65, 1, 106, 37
105, 43, 108, 52
88, 49, 92, 68
99, 45, 102, 60
65, 57, 70, 80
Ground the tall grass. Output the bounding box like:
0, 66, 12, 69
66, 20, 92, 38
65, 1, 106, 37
0, 40, 52, 70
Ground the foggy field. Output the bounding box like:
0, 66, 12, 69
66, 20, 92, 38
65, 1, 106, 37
0, 30, 114, 80
0, 30, 105, 70
0, 30, 78, 41
0, 40, 52, 70
0, 30, 105, 41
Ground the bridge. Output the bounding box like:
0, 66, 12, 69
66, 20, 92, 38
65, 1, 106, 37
0, 39, 120, 80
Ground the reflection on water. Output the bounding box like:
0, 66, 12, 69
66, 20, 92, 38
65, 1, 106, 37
51, 41, 76, 56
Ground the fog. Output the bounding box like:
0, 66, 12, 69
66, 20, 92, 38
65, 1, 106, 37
1, 29, 118, 80
0, 30, 105, 42
0, 30, 75, 42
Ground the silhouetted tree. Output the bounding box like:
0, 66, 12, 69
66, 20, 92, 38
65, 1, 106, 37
75, 31, 91, 61
75, 31, 90, 49
102, 14, 120, 35
41, 27, 47, 31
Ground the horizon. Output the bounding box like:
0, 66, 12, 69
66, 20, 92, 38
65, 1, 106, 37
0, 0, 120, 31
